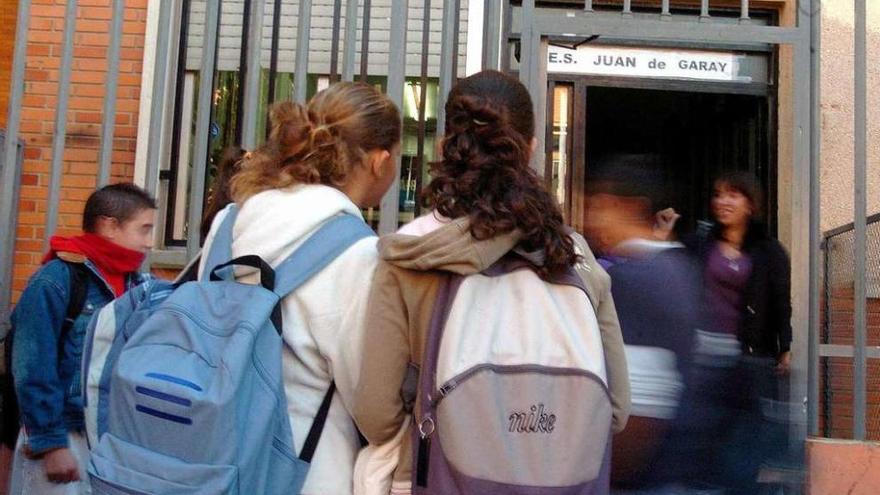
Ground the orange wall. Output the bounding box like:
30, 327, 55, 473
11, 0, 148, 300
808, 439, 880, 494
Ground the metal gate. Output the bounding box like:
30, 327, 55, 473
0, 0, 874, 447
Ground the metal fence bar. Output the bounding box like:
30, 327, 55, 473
294, 0, 313, 102
235, 0, 252, 144
622, 0, 632, 16
187, 0, 222, 260
342, 0, 359, 81
43, 0, 77, 248
45, 0, 78, 247
164, 0, 192, 245
0, 135, 24, 334
378, 0, 408, 235
852, 0, 867, 441
0, 0, 32, 330
329, 0, 343, 82
584, 0, 592, 13
359, 0, 371, 81
482, 0, 502, 70
532, 15, 803, 45
700, 0, 710, 19
414, 0, 431, 218
97, 0, 126, 187
267, 0, 282, 110
519, 0, 534, 86
143, 0, 174, 216
241, 0, 265, 148
740, 0, 750, 21
808, 0, 822, 437
437, 0, 459, 133
661, 0, 671, 17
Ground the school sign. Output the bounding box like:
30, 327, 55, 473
547, 45, 744, 83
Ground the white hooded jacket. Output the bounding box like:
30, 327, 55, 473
200, 184, 378, 494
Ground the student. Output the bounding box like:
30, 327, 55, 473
199, 82, 400, 494
8, 183, 156, 495
352, 70, 630, 494
583, 155, 700, 490
681, 171, 792, 493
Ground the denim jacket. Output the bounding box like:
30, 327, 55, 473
10, 252, 150, 454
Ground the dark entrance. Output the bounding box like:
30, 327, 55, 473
548, 81, 776, 238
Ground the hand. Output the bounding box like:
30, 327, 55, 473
43, 448, 80, 484
653, 208, 681, 241
776, 351, 792, 375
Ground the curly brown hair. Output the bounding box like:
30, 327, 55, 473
231, 82, 401, 203
425, 70, 578, 279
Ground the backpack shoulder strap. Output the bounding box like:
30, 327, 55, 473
200, 204, 239, 281
272, 214, 375, 297
63, 262, 89, 334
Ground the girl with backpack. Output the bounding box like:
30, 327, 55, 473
352, 70, 631, 495
198, 82, 400, 494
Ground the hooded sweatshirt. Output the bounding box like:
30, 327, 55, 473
352, 213, 631, 490
199, 184, 378, 495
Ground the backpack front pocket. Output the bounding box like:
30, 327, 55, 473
89, 432, 239, 495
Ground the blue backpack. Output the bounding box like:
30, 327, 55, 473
82, 206, 374, 494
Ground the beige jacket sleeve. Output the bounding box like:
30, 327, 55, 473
352, 262, 413, 445
572, 233, 631, 433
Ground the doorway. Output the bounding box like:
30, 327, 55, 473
548, 82, 776, 239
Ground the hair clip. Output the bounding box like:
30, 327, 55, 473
472, 119, 488, 126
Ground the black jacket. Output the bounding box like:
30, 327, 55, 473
687, 221, 792, 358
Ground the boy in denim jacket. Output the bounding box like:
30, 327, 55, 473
8, 183, 156, 494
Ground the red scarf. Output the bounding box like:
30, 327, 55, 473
42, 234, 145, 297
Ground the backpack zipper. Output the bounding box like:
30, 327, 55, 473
433, 363, 608, 407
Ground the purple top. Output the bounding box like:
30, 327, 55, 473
703, 242, 753, 335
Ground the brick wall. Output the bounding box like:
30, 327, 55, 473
818, 287, 880, 440
0, 0, 19, 127
11, 0, 148, 300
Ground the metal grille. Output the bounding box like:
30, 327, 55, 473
820, 213, 880, 439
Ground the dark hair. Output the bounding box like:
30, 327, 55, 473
231, 82, 401, 202
425, 70, 577, 279
82, 183, 157, 233
714, 170, 763, 219
588, 153, 665, 220
201, 146, 246, 241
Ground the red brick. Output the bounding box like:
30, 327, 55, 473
20, 174, 40, 186
79, 6, 112, 20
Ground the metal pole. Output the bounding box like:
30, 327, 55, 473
0, 0, 32, 331
378, 0, 408, 235
164, 0, 192, 247
267, 0, 282, 112
700, 0, 710, 20
519, 0, 535, 89
329, 0, 343, 83
437, 0, 459, 134
143, 0, 174, 206
98, 0, 126, 187
45, 0, 79, 247
482, 0, 502, 70
413, 0, 431, 218
853, 0, 867, 441
241, 0, 265, 148
359, 0, 371, 81
294, 0, 313, 102
740, 0, 750, 21
342, 0, 359, 81
584, 0, 593, 13
807, 0, 822, 437
661, 0, 671, 18
622, 0, 632, 16
187, 0, 222, 259
235, 0, 252, 144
